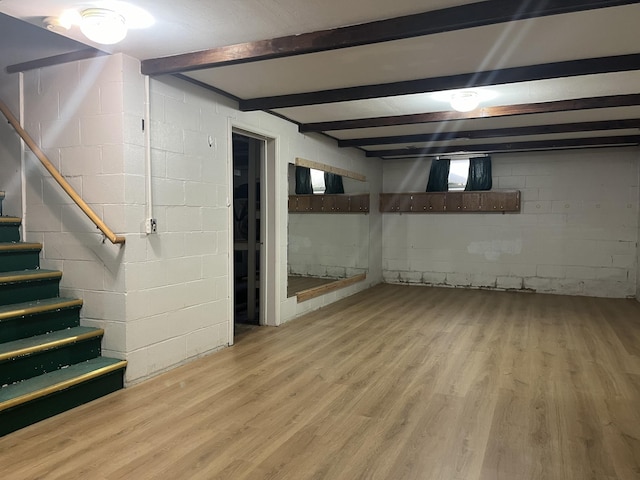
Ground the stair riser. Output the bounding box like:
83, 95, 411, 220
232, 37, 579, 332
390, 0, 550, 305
0, 369, 125, 436
0, 251, 40, 272
0, 307, 81, 343
0, 337, 102, 384
0, 279, 59, 304
0, 225, 20, 243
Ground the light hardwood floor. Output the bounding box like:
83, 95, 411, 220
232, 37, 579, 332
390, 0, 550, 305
2, 284, 640, 479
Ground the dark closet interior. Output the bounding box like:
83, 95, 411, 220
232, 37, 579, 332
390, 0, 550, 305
232, 133, 261, 327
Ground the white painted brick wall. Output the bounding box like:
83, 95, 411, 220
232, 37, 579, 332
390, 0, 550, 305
17, 52, 384, 383
22, 55, 130, 365
128, 69, 382, 380
382, 150, 639, 298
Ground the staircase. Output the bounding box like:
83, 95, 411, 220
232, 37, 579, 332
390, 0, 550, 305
0, 192, 127, 436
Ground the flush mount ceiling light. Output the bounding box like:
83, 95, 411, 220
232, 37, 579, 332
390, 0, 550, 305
43, 4, 153, 45
450, 91, 480, 112
80, 8, 127, 45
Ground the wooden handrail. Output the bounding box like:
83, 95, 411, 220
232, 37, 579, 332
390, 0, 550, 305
0, 99, 125, 244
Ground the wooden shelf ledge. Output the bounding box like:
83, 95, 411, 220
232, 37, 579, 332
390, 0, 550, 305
289, 194, 370, 213
379, 190, 520, 213
296, 273, 367, 303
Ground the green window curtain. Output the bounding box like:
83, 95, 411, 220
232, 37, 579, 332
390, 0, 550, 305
295, 166, 313, 194
426, 159, 450, 192
324, 172, 344, 194
465, 156, 492, 191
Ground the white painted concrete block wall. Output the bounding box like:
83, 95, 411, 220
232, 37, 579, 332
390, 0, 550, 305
382, 149, 639, 298
14, 48, 384, 382
0, 17, 82, 218
0, 78, 21, 219
136, 74, 382, 375
19, 54, 381, 383
123, 74, 231, 381
22, 55, 129, 359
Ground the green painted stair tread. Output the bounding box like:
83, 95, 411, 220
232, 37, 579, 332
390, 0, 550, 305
0, 269, 62, 304
0, 244, 41, 273
0, 356, 126, 410
0, 326, 102, 362
0, 297, 82, 321
0, 242, 42, 251
0, 269, 62, 285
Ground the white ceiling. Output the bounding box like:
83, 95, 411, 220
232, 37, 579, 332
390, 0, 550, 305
0, 0, 477, 58
1, 0, 640, 158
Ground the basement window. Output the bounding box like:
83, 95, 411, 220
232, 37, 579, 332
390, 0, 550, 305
448, 159, 469, 191
310, 168, 326, 194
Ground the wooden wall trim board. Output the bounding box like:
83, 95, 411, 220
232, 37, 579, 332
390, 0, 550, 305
288, 194, 370, 213
295, 273, 367, 302
294, 157, 366, 182
379, 190, 521, 213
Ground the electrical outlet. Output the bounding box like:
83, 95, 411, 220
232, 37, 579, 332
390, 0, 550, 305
145, 218, 157, 234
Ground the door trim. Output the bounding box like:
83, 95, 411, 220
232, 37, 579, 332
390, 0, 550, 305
227, 121, 281, 346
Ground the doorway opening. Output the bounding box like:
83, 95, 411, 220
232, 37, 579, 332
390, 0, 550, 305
232, 132, 262, 330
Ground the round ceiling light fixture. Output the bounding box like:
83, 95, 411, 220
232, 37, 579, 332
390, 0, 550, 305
80, 8, 127, 45
450, 91, 480, 112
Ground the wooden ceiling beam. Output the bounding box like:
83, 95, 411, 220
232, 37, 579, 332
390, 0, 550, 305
366, 135, 640, 157
6, 49, 107, 74
299, 94, 640, 132
140, 0, 639, 76
338, 119, 640, 147
241, 54, 640, 111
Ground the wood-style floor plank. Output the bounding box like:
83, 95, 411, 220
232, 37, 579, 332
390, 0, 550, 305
2, 284, 640, 479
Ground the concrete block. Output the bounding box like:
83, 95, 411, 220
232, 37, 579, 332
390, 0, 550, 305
145, 337, 187, 376
496, 276, 523, 290
153, 178, 186, 206
446, 273, 471, 287
166, 206, 202, 232
470, 274, 497, 288
327, 266, 347, 278
536, 265, 566, 278
27, 204, 63, 231
126, 313, 171, 351
595, 267, 630, 282
124, 348, 148, 383
81, 113, 124, 146
150, 120, 184, 153
497, 175, 526, 189
84, 173, 126, 204
523, 277, 554, 292
167, 152, 203, 181
565, 266, 598, 280
383, 271, 401, 283
164, 96, 199, 133
523, 201, 552, 214
525, 175, 554, 188
399, 271, 422, 283
422, 272, 447, 285
186, 326, 221, 357
61, 259, 105, 291
583, 279, 634, 298
123, 113, 144, 147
